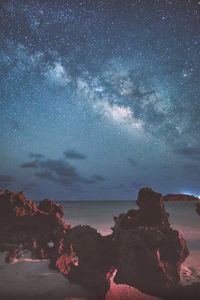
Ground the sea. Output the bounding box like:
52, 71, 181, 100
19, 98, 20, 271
0, 200, 200, 300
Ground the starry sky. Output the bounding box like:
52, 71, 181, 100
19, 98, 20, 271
0, 0, 200, 200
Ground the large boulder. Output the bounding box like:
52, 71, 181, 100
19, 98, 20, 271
112, 187, 189, 298
63, 225, 116, 300
0, 189, 71, 269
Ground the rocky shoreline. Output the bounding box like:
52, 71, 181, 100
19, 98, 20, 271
164, 194, 199, 202
0, 187, 200, 299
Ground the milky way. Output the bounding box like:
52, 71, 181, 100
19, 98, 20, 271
0, 0, 200, 200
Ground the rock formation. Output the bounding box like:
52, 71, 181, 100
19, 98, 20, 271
112, 187, 189, 298
196, 203, 200, 216
0, 187, 198, 300
164, 193, 199, 202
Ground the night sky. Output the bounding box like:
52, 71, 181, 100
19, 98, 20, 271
1, 0, 200, 200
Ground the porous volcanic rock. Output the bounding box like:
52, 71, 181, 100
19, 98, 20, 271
0, 187, 195, 300
38, 198, 64, 218
0, 189, 115, 299
112, 187, 189, 299
0, 189, 37, 216
0, 189, 71, 267
62, 225, 117, 299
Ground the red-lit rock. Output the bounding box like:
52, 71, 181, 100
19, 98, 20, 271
0, 189, 37, 216
38, 198, 64, 218
0, 188, 194, 300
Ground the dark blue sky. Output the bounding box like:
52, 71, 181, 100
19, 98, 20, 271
1, 0, 200, 200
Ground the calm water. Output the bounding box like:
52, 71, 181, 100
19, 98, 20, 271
61, 200, 200, 238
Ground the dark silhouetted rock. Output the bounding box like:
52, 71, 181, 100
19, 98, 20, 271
112, 187, 189, 299
0, 189, 71, 268
64, 225, 116, 299
0, 187, 196, 300
164, 193, 199, 202
196, 203, 200, 216
38, 198, 64, 218
0, 189, 37, 216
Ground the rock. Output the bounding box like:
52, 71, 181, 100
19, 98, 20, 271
165, 282, 200, 300
196, 203, 200, 216
0, 187, 194, 300
0, 189, 71, 269
63, 225, 117, 299
164, 194, 199, 202
0, 189, 37, 216
112, 187, 189, 299
38, 198, 64, 218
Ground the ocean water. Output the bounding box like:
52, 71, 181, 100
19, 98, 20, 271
61, 200, 200, 285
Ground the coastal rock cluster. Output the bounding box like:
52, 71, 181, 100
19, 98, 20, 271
164, 193, 199, 202
0, 187, 199, 299
112, 188, 189, 298
0, 189, 70, 266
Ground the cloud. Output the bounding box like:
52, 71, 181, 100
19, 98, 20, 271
22, 183, 37, 190
21, 162, 38, 168
128, 158, 139, 167
45, 62, 71, 87
131, 181, 145, 190
0, 175, 16, 183
64, 150, 86, 160
35, 169, 57, 182
20, 154, 103, 188
37, 159, 82, 186
86, 174, 106, 184
21, 153, 107, 188
174, 147, 200, 158
0, 175, 16, 188
92, 174, 106, 182
29, 153, 45, 159
182, 163, 200, 174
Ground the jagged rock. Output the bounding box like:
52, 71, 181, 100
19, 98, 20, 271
112, 187, 189, 299
63, 225, 117, 299
196, 203, 200, 216
164, 193, 199, 202
0, 189, 71, 268
0, 188, 195, 300
0, 189, 37, 216
38, 198, 64, 218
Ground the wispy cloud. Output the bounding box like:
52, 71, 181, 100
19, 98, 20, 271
21, 153, 105, 188
64, 150, 86, 160
21, 162, 38, 168
0, 175, 16, 183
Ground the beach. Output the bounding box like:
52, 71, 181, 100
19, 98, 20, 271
0, 200, 199, 299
